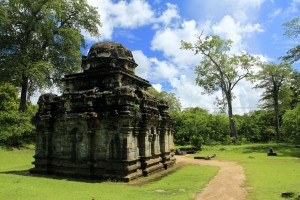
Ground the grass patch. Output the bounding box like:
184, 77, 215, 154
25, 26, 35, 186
0, 147, 218, 200
196, 143, 300, 200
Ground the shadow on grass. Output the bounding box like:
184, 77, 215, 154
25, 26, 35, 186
241, 143, 300, 158
0, 170, 109, 183
0, 163, 187, 186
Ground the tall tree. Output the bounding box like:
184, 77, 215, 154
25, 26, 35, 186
281, 17, 300, 63
254, 62, 293, 140
181, 34, 258, 140
0, 0, 101, 112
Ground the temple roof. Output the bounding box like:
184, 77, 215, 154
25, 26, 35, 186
87, 42, 136, 63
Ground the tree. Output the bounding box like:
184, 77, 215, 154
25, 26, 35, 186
173, 107, 231, 146
254, 62, 293, 140
0, 82, 19, 111
236, 110, 275, 142
289, 70, 300, 109
173, 107, 210, 147
181, 34, 258, 140
0, 0, 101, 112
282, 104, 300, 144
281, 18, 300, 63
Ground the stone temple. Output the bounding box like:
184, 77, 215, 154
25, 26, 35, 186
30, 42, 176, 181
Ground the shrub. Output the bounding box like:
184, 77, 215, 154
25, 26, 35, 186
282, 105, 300, 144
190, 134, 203, 150
0, 110, 36, 146
0, 83, 37, 147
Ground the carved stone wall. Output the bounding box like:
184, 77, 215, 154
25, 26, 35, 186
30, 42, 175, 181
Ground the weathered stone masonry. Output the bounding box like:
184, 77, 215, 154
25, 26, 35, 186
30, 42, 176, 181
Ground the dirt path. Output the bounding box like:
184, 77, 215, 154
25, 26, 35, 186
175, 155, 248, 200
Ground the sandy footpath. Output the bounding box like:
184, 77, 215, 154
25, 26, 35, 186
175, 155, 248, 200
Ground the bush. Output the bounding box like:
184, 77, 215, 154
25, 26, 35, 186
221, 135, 234, 145
190, 134, 203, 150
0, 110, 36, 146
173, 107, 231, 146
282, 105, 300, 144
0, 83, 37, 147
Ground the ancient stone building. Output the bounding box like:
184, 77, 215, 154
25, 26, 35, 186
30, 42, 176, 181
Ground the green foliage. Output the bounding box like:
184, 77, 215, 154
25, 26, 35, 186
190, 134, 203, 150
235, 110, 276, 142
207, 114, 231, 144
282, 104, 300, 144
282, 17, 300, 63
278, 86, 294, 111
253, 62, 293, 140
0, 111, 36, 146
174, 107, 281, 146
289, 70, 300, 108
0, 147, 218, 200
254, 62, 293, 109
173, 107, 230, 147
0, 82, 19, 111
0, 83, 37, 146
0, 0, 101, 111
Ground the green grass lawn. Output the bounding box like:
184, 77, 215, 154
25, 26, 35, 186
1, 143, 299, 200
0, 147, 218, 200
197, 143, 300, 200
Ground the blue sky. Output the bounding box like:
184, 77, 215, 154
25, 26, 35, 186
81, 0, 300, 114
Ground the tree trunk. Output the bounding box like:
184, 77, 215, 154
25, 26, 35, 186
19, 74, 29, 112
226, 91, 238, 140
274, 87, 280, 140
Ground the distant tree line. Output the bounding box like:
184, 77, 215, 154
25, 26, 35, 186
149, 77, 300, 148
172, 102, 300, 149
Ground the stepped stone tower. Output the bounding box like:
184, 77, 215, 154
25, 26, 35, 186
30, 42, 176, 181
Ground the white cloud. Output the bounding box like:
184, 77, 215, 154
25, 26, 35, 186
151, 14, 264, 66
132, 50, 151, 79
150, 58, 179, 81
86, 0, 181, 41
151, 20, 202, 68
87, 0, 154, 40
212, 15, 264, 52
133, 50, 179, 84
107, 0, 154, 28
152, 83, 162, 92
229, 0, 265, 22
155, 3, 180, 26
232, 79, 264, 114
170, 74, 222, 111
